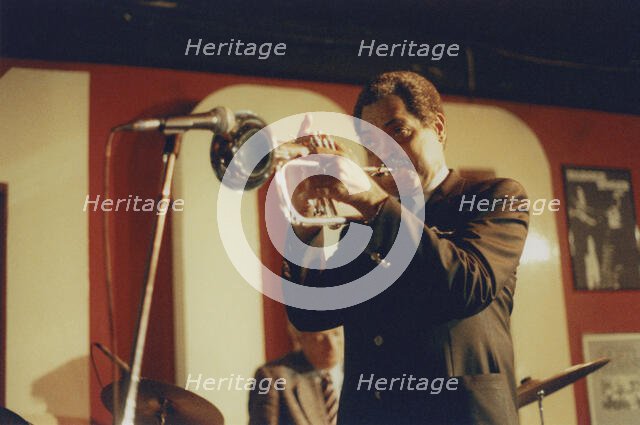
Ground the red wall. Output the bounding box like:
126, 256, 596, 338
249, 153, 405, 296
1, 58, 639, 424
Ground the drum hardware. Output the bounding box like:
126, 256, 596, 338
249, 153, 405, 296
94, 342, 131, 374
102, 378, 224, 425
516, 357, 610, 425
95, 341, 225, 425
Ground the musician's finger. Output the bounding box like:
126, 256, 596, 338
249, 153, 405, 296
315, 133, 327, 149
329, 137, 336, 151
323, 135, 331, 149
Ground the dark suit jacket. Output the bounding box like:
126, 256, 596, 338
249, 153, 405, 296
285, 171, 529, 425
249, 351, 334, 425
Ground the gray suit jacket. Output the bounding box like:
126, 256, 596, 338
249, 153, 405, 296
249, 351, 332, 425
286, 171, 529, 425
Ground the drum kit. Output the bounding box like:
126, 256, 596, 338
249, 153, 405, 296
0, 356, 609, 424
96, 357, 606, 425
97, 353, 608, 425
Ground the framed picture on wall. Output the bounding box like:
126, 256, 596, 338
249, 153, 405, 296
563, 166, 640, 290
583, 333, 640, 425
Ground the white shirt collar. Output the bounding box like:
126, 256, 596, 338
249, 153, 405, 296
423, 164, 450, 203
320, 363, 344, 396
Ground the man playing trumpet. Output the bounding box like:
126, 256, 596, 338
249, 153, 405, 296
283, 71, 529, 425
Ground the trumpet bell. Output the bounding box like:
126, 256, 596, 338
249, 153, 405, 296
210, 112, 271, 190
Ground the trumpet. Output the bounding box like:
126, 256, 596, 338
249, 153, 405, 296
210, 110, 392, 227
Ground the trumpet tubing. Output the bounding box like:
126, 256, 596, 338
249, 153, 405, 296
209, 108, 391, 226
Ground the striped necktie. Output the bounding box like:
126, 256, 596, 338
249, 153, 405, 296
321, 371, 338, 425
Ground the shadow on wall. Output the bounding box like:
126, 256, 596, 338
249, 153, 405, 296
32, 356, 89, 425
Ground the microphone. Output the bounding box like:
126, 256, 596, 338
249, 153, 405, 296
113, 106, 236, 133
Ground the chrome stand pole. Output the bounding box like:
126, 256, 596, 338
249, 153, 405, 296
536, 389, 545, 425
119, 133, 182, 425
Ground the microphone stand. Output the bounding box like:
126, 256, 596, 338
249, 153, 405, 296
119, 132, 182, 425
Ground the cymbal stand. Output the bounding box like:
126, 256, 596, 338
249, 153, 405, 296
119, 133, 182, 425
536, 389, 545, 425
158, 399, 169, 425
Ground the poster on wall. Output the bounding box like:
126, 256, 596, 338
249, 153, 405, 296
583, 333, 640, 425
563, 166, 640, 290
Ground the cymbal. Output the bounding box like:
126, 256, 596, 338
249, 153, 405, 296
101, 378, 224, 425
517, 357, 610, 408
0, 407, 30, 425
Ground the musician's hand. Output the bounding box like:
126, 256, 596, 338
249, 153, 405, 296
308, 145, 389, 221
286, 115, 390, 243
287, 115, 323, 243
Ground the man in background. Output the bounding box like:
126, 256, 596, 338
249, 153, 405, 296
249, 326, 344, 425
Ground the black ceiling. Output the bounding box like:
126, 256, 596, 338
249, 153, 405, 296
1, 0, 639, 114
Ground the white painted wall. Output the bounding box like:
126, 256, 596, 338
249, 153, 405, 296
445, 103, 575, 425
172, 85, 346, 425
0, 68, 90, 424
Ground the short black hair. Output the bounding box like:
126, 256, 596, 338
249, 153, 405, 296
354, 71, 444, 127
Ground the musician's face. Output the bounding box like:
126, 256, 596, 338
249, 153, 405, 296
360, 95, 446, 195
298, 327, 344, 370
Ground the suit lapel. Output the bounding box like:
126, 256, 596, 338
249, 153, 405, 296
424, 170, 466, 225
294, 370, 327, 425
